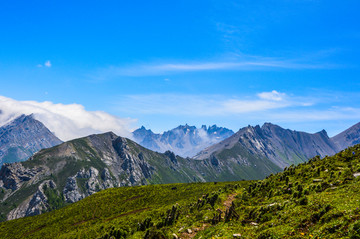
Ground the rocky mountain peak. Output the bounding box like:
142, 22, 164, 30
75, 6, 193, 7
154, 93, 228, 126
331, 122, 360, 150
195, 122, 338, 169
0, 114, 63, 166
317, 129, 329, 138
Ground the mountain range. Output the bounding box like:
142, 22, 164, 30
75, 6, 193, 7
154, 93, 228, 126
0, 131, 277, 221
194, 122, 360, 169
132, 124, 234, 157
0, 114, 360, 222
0, 114, 62, 166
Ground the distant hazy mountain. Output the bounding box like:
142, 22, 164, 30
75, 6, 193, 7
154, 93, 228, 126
0, 114, 62, 166
331, 122, 360, 151
195, 123, 339, 168
132, 124, 234, 157
0, 131, 278, 220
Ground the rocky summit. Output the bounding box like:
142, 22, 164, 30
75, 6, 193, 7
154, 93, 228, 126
0, 114, 62, 166
132, 124, 234, 157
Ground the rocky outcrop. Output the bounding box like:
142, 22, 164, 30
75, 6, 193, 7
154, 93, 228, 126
63, 176, 84, 203
101, 168, 115, 188
7, 180, 56, 220
0, 162, 42, 190
0, 114, 62, 165
112, 137, 153, 185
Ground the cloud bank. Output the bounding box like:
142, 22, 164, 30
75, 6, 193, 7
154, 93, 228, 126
0, 96, 135, 141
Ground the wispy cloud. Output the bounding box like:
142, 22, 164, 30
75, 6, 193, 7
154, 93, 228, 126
91, 55, 335, 79
113, 91, 309, 117
0, 95, 135, 141
268, 107, 360, 123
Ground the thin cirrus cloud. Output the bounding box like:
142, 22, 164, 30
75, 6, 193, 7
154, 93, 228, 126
0, 95, 135, 141
269, 107, 360, 122
113, 90, 307, 116
92, 56, 334, 79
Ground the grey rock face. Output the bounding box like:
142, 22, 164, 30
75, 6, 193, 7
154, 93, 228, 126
132, 124, 234, 157
7, 180, 56, 220
63, 176, 84, 203
0, 162, 42, 190
101, 168, 115, 188
111, 136, 153, 186
0, 114, 62, 166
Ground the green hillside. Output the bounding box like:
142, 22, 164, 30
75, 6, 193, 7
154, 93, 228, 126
1, 144, 360, 238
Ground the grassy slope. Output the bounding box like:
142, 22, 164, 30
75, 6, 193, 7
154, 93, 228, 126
215, 143, 282, 180
2, 144, 360, 238
0, 182, 245, 238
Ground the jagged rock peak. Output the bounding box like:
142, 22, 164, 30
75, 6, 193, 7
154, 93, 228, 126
132, 124, 234, 157
317, 129, 329, 137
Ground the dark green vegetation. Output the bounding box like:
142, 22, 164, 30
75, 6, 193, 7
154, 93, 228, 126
1, 144, 360, 238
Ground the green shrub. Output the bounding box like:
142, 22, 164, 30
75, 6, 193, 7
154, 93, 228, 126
298, 196, 308, 205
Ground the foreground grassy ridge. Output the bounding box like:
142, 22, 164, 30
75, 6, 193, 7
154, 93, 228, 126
1, 144, 360, 238
186, 145, 360, 239
0, 181, 246, 238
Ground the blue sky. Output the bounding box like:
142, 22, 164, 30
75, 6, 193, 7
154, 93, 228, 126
1, 0, 360, 139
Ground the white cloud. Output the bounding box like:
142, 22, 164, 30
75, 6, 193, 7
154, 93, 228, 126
257, 90, 286, 101
0, 95, 135, 141
44, 60, 51, 67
